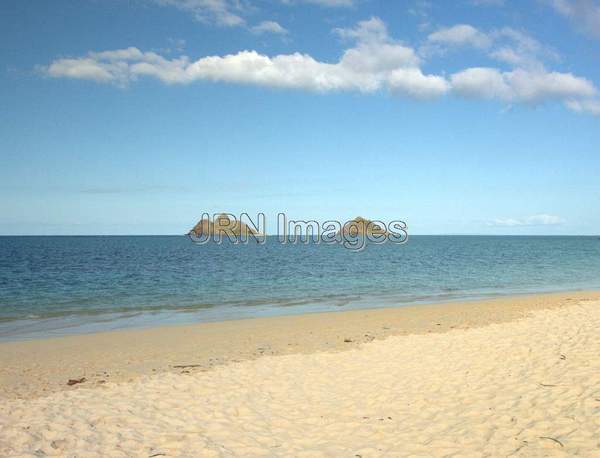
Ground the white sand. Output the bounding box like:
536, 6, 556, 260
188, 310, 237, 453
1, 298, 599, 457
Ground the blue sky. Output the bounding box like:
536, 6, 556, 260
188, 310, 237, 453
1, 0, 599, 235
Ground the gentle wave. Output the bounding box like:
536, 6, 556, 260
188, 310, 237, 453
1, 235, 600, 339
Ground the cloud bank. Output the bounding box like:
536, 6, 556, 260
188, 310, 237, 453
43, 18, 449, 98
41, 17, 600, 114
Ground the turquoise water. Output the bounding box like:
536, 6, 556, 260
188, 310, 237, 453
0, 235, 599, 340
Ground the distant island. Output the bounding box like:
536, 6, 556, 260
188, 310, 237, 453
338, 216, 389, 237
189, 214, 392, 239
189, 214, 262, 238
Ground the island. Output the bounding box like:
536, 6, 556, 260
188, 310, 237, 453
338, 216, 389, 237
189, 213, 262, 238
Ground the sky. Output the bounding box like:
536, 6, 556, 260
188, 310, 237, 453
1, 0, 599, 235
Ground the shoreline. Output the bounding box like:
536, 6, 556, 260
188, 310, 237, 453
1, 290, 599, 400
1, 290, 599, 455
2, 285, 599, 342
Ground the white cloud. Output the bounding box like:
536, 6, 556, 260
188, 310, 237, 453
152, 0, 354, 30
490, 28, 547, 69
424, 23, 598, 108
450, 67, 512, 99
545, 0, 600, 38
488, 214, 565, 227
451, 67, 596, 102
154, 0, 246, 27
42, 18, 449, 98
334, 16, 393, 44
40, 18, 600, 114
45, 47, 191, 86
565, 98, 600, 115
427, 24, 492, 49
425, 24, 556, 70
45, 58, 114, 83
153, 1, 292, 37
251, 21, 288, 35
490, 47, 526, 66
388, 68, 449, 98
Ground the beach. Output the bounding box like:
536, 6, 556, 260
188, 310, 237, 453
0, 291, 599, 456
0, 292, 600, 457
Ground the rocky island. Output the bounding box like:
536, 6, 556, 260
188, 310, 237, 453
339, 216, 389, 237
189, 214, 262, 238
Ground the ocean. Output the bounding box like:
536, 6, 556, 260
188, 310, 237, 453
1, 235, 599, 340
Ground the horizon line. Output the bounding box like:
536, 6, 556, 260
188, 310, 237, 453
1, 234, 599, 237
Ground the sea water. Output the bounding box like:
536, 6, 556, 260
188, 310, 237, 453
1, 235, 599, 340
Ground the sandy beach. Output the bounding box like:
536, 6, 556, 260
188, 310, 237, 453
1, 291, 599, 456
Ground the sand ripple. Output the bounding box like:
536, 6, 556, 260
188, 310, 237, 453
1, 302, 599, 457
